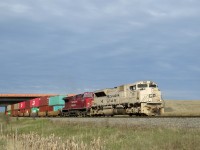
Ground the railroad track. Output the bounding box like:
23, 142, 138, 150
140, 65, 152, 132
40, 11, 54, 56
13, 115, 200, 119
13, 116, 200, 128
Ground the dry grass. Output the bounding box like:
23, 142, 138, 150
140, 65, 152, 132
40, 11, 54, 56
0, 114, 105, 150
164, 100, 200, 116
1, 132, 104, 150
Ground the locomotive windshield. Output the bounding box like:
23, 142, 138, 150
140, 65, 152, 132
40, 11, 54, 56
137, 84, 148, 88
149, 84, 157, 88
130, 85, 136, 91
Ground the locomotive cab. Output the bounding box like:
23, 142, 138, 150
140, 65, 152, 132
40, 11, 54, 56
128, 81, 164, 115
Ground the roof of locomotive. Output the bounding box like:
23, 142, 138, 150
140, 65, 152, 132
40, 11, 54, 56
126, 80, 158, 86
94, 80, 158, 93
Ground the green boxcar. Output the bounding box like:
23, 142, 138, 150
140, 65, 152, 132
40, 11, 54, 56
49, 95, 65, 106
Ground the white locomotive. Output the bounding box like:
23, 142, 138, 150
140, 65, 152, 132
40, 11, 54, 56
90, 81, 164, 116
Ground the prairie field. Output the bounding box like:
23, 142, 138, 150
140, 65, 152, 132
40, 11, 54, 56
1, 113, 200, 150
0, 100, 200, 149
164, 100, 200, 116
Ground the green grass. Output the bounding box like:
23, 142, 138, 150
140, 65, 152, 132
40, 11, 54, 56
1, 113, 200, 150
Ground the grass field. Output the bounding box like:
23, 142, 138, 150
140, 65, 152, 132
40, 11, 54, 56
1, 113, 200, 150
0, 100, 200, 149
164, 100, 200, 116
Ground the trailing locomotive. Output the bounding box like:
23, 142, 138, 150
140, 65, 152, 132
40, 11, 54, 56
62, 92, 93, 117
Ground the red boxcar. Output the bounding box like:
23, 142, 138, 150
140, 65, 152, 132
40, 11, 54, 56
30, 98, 40, 108
62, 92, 93, 117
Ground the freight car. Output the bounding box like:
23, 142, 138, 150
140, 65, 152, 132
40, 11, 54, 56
7, 96, 65, 117
61, 80, 164, 116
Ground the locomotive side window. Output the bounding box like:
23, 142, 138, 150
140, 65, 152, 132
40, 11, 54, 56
130, 85, 136, 91
137, 84, 147, 88
95, 92, 106, 97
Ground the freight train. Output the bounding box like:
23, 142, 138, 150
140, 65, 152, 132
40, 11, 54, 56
6, 81, 164, 117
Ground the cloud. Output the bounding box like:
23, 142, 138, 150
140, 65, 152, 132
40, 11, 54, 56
0, 0, 200, 99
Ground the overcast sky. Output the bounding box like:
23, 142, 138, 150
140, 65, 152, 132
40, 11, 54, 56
0, 0, 199, 100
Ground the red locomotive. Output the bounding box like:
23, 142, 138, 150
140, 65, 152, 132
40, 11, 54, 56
62, 92, 93, 117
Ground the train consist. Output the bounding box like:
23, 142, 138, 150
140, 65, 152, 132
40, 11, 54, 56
6, 81, 164, 117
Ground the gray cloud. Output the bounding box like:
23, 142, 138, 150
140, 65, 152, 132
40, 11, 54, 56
0, 0, 200, 99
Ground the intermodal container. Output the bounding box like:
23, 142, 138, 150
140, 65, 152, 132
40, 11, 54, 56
38, 106, 53, 117
24, 108, 31, 117
47, 110, 61, 117
25, 100, 30, 109
18, 109, 24, 117
39, 96, 49, 106
39, 105, 53, 112
30, 98, 40, 108
7, 105, 11, 111
12, 110, 18, 117
14, 103, 19, 110
49, 95, 65, 106
19, 102, 25, 109
30, 108, 39, 117
11, 104, 14, 114
53, 106, 64, 111
31, 108, 39, 113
